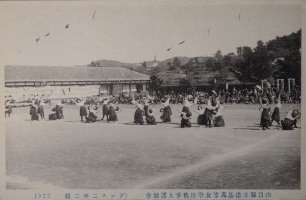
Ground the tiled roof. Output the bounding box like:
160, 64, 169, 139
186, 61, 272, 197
5, 65, 150, 82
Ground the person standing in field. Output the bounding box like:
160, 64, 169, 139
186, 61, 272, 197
101, 99, 109, 121
203, 91, 218, 128
108, 103, 119, 122
160, 97, 172, 123
213, 99, 227, 127
37, 100, 45, 119
76, 99, 87, 122
5, 100, 12, 118
270, 96, 281, 126
259, 98, 271, 130
30, 101, 39, 121
134, 103, 144, 125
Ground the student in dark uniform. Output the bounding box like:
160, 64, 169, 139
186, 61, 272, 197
180, 99, 193, 127
160, 98, 172, 123
37, 100, 45, 119
49, 101, 63, 120
80, 103, 87, 122
143, 99, 149, 118
213, 99, 227, 127
134, 104, 144, 125
55, 103, 63, 119
30, 102, 39, 121
146, 109, 157, 125
177, 108, 192, 128
108, 103, 118, 122
195, 105, 205, 125
259, 98, 271, 130
86, 105, 98, 123
270, 98, 281, 126
5, 100, 12, 118
75, 98, 87, 121
203, 97, 217, 128
281, 107, 300, 130
101, 99, 109, 121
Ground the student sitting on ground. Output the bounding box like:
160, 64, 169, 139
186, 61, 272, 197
146, 109, 157, 125
176, 108, 192, 128
213, 100, 227, 127
281, 107, 301, 130
86, 105, 99, 123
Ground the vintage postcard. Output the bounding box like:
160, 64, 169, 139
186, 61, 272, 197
0, 0, 305, 200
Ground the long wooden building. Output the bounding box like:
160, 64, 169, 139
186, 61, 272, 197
4, 65, 150, 96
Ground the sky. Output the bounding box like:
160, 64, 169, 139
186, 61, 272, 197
0, 1, 302, 66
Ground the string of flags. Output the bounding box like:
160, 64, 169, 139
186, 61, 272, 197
17, 9, 242, 63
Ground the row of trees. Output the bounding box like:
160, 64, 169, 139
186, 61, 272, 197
149, 29, 301, 93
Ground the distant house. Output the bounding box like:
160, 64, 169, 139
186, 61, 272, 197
146, 62, 159, 71
5, 65, 150, 96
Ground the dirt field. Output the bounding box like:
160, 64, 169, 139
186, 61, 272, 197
5, 103, 301, 189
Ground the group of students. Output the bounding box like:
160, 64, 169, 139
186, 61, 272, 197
76, 99, 119, 123
259, 96, 301, 130
133, 90, 227, 128
28, 99, 64, 121
6, 88, 301, 131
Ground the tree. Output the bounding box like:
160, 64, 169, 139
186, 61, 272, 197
179, 78, 192, 93
148, 75, 163, 93
172, 57, 181, 68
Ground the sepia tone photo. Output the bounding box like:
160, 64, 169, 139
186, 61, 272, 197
0, 1, 305, 199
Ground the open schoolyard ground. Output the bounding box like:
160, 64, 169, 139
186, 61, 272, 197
5, 104, 301, 189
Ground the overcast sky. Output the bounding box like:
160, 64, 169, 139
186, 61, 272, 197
0, 1, 302, 66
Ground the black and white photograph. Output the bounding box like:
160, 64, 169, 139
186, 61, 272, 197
0, 1, 305, 199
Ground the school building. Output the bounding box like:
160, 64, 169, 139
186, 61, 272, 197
4, 65, 150, 98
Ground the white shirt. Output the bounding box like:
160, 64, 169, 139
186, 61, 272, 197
275, 102, 281, 108
286, 109, 294, 120
214, 104, 224, 117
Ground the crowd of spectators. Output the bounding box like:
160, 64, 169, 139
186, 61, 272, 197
5, 85, 301, 108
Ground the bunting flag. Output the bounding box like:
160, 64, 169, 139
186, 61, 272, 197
36, 37, 40, 44
92, 10, 96, 19
167, 47, 172, 51
239, 13, 241, 20
178, 40, 185, 45
65, 24, 69, 28
45, 33, 50, 36
207, 29, 210, 36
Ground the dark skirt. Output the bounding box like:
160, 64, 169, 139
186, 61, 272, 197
144, 105, 149, 117
134, 108, 144, 124
5, 106, 12, 114
49, 113, 61, 120
146, 116, 157, 125
161, 106, 172, 122
31, 114, 39, 120
260, 108, 270, 127
203, 108, 213, 125
86, 112, 97, 123
80, 106, 87, 116
214, 116, 225, 127
37, 106, 44, 114
281, 118, 296, 130
271, 107, 280, 121
102, 104, 109, 115
181, 118, 191, 128
197, 114, 205, 125
108, 108, 117, 122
